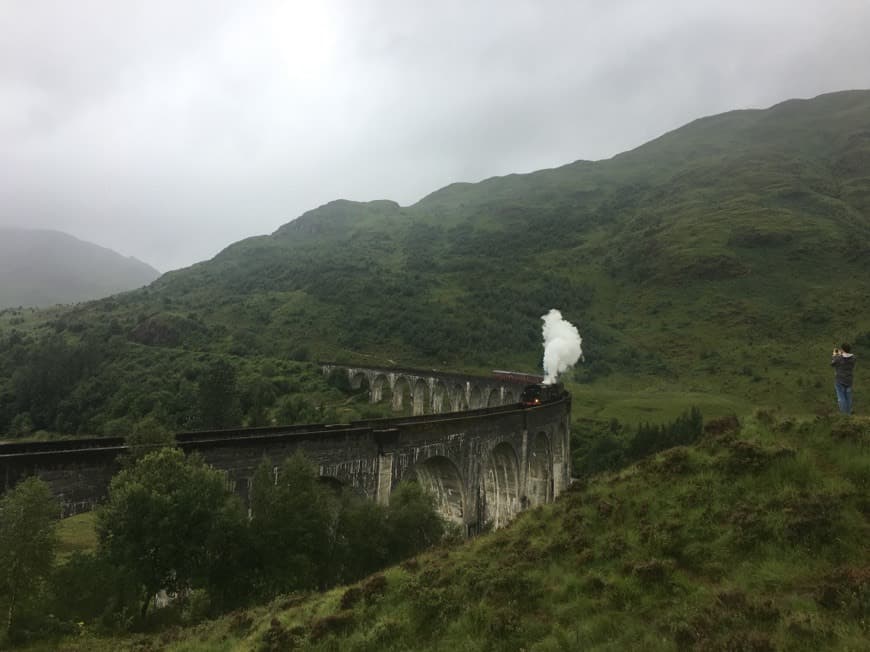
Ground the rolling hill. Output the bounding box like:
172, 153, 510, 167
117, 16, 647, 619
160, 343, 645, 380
147, 89, 870, 377
1, 89, 869, 437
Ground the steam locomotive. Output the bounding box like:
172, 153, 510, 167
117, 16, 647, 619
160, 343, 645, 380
490, 370, 565, 407
519, 382, 565, 407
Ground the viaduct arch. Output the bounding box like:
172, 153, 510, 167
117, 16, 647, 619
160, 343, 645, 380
323, 363, 526, 416
1, 366, 571, 534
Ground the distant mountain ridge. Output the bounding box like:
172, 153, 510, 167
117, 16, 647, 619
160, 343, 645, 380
0, 228, 160, 308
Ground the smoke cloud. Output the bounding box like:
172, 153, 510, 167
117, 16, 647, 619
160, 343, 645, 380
542, 309, 583, 384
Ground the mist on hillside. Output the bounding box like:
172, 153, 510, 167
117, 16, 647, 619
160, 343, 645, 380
0, 228, 160, 308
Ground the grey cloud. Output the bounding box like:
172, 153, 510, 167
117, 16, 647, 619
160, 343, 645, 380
1, 0, 869, 271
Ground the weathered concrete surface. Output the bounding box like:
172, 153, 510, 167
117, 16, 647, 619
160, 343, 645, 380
2, 368, 570, 531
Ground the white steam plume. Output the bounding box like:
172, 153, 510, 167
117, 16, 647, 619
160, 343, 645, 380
542, 309, 583, 384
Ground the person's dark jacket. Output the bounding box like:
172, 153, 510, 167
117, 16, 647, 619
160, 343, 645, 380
831, 353, 856, 387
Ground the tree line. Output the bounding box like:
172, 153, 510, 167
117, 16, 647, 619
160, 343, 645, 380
572, 407, 704, 477
0, 444, 444, 647
0, 327, 389, 439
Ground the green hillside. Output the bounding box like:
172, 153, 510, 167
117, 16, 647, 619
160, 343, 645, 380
29, 414, 870, 651
1, 90, 870, 437
3, 91, 870, 652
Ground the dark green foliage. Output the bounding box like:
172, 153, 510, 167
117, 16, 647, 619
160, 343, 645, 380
330, 481, 443, 586
0, 477, 59, 642
384, 482, 445, 560
0, 449, 447, 647
326, 368, 352, 392
580, 432, 626, 475
49, 551, 139, 627
196, 358, 242, 429
8, 412, 33, 437
122, 416, 175, 465
299, 479, 442, 593
274, 394, 325, 424
7, 334, 103, 432
331, 495, 390, 584
240, 376, 277, 427
629, 407, 704, 458
574, 407, 704, 476
249, 453, 334, 594
199, 498, 256, 613
248, 453, 444, 597
96, 448, 249, 616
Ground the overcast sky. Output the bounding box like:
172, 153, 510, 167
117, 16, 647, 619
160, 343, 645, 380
2, 0, 869, 272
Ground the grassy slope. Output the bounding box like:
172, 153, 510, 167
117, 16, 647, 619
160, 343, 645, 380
42, 415, 870, 651
54, 512, 98, 563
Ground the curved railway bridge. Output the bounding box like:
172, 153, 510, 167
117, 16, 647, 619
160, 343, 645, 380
1, 365, 571, 534
321, 363, 533, 414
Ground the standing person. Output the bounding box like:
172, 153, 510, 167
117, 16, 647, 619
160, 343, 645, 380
831, 343, 856, 414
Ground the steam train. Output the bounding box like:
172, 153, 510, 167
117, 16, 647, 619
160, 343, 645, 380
491, 370, 565, 407
519, 382, 565, 407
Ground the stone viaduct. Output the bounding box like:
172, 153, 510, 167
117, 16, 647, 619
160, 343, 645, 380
1, 366, 571, 533
321, 363, 530, 415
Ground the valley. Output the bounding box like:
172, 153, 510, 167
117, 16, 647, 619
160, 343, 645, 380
1, 90, 869, 651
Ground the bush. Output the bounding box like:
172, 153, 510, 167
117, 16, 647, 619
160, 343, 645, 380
50, 552, 137, 626
575, 408, 704, 477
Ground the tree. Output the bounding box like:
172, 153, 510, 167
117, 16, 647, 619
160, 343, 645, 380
8, 412, 33, 438
628, 407, 704, 461
579, 434, 626, 475
628, 422, 662, 459
96, 448, 247, 616
197, 359, 242, 429
385, 481, 445, 561
0, 477, 59, 639
275, 395, 321, 425
249, 452, 334, 595
9, 334, 103, 432
330, 493, 390, 584
241, 376, 277, 427
122, 416, 176, 465
49, 551, 138, 627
